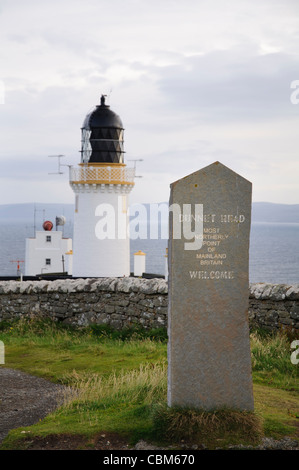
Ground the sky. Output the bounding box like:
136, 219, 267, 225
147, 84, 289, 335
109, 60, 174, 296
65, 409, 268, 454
0, 0, 299, 206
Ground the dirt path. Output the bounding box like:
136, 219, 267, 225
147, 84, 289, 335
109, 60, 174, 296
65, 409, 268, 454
0, 367, 65, 445
0, 368, 138, 450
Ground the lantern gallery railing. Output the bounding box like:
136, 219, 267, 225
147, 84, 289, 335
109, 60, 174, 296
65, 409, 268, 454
69, 165, 135, 185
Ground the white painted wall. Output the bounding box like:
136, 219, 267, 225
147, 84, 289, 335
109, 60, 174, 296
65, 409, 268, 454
71, 185, 132, 277
25, 231, 72, 276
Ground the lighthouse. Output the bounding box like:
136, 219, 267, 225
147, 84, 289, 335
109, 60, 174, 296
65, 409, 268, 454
69, 95, 135, 277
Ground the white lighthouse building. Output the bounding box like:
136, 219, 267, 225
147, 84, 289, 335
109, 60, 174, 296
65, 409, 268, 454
69, 95, 135, 277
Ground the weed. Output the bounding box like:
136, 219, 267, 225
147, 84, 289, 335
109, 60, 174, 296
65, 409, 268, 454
61, 361, 167, 408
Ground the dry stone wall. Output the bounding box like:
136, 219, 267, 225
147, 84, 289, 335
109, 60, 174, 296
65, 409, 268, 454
0, 278, 298, 332
0, 278, 168, 330
249, 283, 299, 331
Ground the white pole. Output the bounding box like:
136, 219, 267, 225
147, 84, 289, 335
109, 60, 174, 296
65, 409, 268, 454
164, 247, 168, 281
134, 250, 146, 277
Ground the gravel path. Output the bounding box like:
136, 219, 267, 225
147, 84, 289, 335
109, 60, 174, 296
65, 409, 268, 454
0, 367, 65, 444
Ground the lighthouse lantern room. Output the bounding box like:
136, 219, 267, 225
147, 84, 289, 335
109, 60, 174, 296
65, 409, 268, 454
69, 96, 135, 277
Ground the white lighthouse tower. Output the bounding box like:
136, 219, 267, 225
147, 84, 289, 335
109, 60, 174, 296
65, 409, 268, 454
69, 95, 135, 277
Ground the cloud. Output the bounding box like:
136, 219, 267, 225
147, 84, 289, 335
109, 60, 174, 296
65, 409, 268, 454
152, 47, 299, 122
0, 0, 299, 205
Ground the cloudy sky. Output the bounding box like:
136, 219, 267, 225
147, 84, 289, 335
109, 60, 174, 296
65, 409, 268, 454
0, 0, 299, 206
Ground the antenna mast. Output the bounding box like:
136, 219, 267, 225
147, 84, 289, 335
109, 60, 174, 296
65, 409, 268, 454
127, 159, 143, 178
33, 204, 45, 236
48, 154, 72, 176
48, 155, 65, 174
10, 260, 24, 276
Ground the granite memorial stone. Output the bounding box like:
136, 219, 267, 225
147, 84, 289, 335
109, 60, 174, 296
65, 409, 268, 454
167, 161, 254, 411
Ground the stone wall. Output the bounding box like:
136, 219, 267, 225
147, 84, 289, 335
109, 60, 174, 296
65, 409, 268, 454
249, 283, 299, 331
0, 278, 168, 330
0, 278, 298, 332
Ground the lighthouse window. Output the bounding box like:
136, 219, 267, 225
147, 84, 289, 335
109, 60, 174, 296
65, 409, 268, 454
46, 236, 51, 242
45, 258, 51, 265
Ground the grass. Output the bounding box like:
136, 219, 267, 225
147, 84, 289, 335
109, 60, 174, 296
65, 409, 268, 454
0, 319, 167, 382
151, 404, 263, 448
0, 318, 298, 449
250, 327, 299, 391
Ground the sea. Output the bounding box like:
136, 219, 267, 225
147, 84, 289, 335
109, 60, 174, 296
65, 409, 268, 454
0, 221, 298, 284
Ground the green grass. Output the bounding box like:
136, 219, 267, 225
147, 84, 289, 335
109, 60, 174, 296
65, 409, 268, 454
0, 318, 298, 450
151, 404, 264, 449
250, 326, 299, 391
0, 319, 167, 382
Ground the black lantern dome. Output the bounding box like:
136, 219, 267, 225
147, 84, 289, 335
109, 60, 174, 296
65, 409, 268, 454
81, 95, 124, 164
